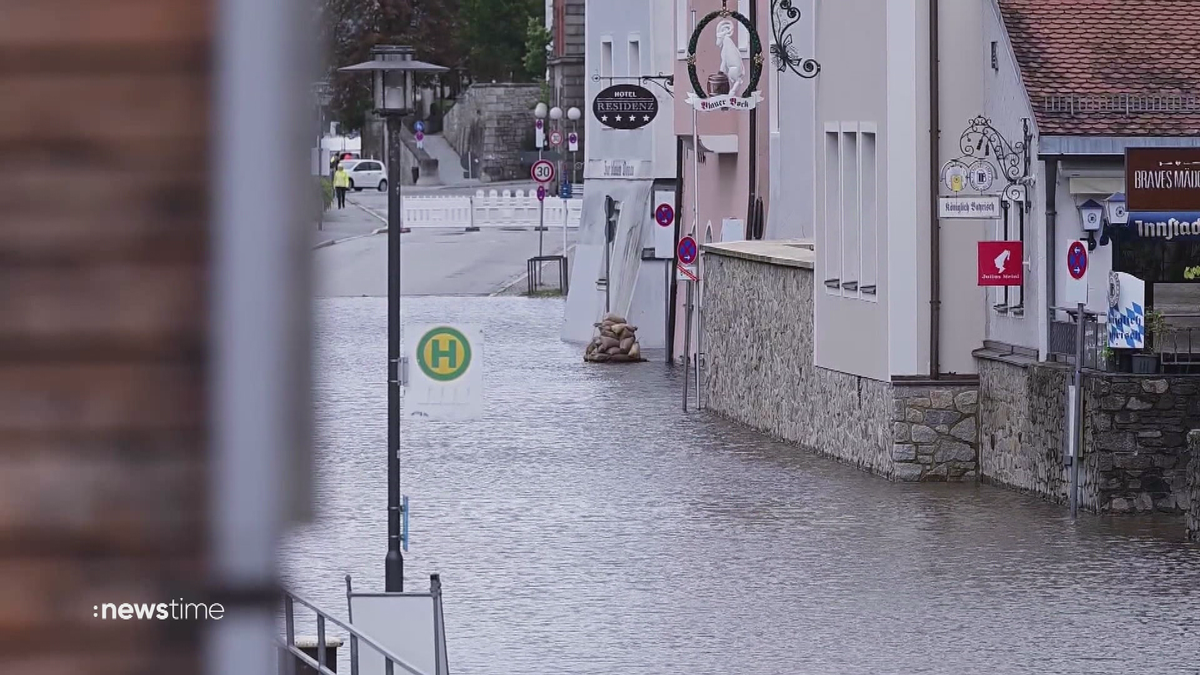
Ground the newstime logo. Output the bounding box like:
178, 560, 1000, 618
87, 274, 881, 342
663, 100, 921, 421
94, 600, 225, 621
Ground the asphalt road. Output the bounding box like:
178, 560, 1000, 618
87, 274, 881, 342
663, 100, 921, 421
315, 197, 576, 297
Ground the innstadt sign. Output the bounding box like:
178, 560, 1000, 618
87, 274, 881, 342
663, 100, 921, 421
1125, 147, 1200, 240
685, 2, 764, 112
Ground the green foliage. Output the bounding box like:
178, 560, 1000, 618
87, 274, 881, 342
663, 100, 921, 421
1145, 307, 1169, 354
1184, 265, 1200, 280
459, 0, 542, 82
320, 177, 334, 211
523, 16, 552, 80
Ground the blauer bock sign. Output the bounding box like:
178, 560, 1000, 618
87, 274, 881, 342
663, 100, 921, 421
1125, 212, 1200, 240
592, 84, 658, 130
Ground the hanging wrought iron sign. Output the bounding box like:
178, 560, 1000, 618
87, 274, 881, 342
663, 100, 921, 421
686, 0, 764, 112
592, 84, 659, 130
940, 116, 1032, 204
770, 0, 820, 78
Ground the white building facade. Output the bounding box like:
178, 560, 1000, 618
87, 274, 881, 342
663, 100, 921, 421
562, 0, 678, 349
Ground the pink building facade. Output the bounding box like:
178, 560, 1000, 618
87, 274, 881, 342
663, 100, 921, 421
672, 0, 773, 360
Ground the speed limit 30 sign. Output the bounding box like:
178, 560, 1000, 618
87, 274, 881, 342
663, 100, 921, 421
531, 159, 556, 184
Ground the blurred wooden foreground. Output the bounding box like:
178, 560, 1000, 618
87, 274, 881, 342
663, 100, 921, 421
0, 1, 212, 672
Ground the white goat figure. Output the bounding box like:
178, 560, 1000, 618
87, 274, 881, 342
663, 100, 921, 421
715, 20, 743, 95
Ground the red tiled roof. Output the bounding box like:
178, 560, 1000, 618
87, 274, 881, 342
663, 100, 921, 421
998, 0, 1200, 136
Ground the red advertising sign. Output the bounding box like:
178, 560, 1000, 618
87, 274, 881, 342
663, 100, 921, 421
977, 241, 1023, 286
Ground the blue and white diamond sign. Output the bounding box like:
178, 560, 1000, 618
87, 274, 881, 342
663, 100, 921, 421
1107, 272, 1145, 349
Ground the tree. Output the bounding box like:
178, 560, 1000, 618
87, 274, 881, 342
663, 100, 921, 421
458, 0, 542, 82
319, 0, 467, 134
523, 16, 552, 81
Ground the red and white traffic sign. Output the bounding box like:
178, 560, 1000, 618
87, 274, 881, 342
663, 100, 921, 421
678, 235, 698, 264
677, 263, 698, 282
655, 203, 675, 227
531, 159, 556, 184
549, 130, 563, 147
1065, 239, 1090, 304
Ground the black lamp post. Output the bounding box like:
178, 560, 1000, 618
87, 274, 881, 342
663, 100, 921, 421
340, 45, 447, 593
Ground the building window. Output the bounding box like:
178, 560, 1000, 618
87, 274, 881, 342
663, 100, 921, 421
823, 130, 841, 291
554, 1, 566, 57
628, 37, 641, 77
601, 38, 613, 78
860, 131, 878, 295
677, 0, 688, 57
823, 123, 879, 299
995, 199, 1025, 315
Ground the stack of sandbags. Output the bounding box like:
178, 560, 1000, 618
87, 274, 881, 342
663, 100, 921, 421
584, 313, 645, 363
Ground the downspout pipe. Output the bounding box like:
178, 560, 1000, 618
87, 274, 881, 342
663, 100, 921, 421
1045, 158, 1058, 351
928, 0, 941, 379
747, 0, 759, 239
668, 136, 685, 364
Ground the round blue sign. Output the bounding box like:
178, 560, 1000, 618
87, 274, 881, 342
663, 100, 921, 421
655, 203, 675, 227
678, 236, 698, 264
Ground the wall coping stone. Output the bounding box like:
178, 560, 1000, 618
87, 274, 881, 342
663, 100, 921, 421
703, 240, 815, 269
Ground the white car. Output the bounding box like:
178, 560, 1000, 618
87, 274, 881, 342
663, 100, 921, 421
338, 159, 388, 192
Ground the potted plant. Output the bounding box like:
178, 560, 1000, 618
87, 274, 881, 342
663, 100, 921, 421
1131, 307, 1167, 374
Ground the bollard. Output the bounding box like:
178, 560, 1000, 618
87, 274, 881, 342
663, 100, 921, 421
279, 636, 343, 674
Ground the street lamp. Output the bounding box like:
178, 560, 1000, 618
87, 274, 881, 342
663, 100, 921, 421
567, 106, 581, 185
340, 45, 447, 594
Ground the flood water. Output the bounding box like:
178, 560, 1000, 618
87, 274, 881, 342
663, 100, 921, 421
283, 296, 1200, 675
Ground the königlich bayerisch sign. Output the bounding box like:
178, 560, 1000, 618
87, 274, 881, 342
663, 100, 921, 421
1126, 147, 1200, 211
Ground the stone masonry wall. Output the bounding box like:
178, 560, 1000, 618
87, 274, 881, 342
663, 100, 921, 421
980, 355, 1200, 514
443, 83, 541, 182
704, 252, 980, 482
979, 358, 1073, 504
1084, 374, 1200, 513
892, 384, 980, 482
1187, 431, 1200, 541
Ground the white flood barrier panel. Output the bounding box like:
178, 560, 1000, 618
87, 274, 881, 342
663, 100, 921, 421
400, 193, 582, 229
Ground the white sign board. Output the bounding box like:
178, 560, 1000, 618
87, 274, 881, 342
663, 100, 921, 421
350, 592, 448, 675
406, 325, 482, 421
1107, 272, 1146, 349
652, 192, 676, 259
938, 195, 1002, 219
721, 218, 746, 243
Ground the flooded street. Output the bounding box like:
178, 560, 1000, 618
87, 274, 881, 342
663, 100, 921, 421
284, 296, 1200, 675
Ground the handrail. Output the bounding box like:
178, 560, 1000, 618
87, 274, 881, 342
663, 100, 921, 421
280, 588, 432, 675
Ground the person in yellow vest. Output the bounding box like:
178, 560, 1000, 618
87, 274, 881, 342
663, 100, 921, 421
332, 163, 350, 209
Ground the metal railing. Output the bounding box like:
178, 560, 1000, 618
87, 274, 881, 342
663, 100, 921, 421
280, 589, 431, 675
1048, 308, 1108, 370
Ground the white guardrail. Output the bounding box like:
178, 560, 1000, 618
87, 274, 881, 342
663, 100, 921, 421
402, 189, 582, 230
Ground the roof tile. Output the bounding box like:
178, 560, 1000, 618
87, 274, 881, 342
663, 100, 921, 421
998, 0, 1200, 136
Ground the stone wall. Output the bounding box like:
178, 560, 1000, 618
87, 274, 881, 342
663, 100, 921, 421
703, 249, 979, 482
893, 384, 980, 482
979, 351, 1200, 513
1187, 431, 1200, 541
443, 84, 541, 182
1085, 374, 1200, 513
979, 356, 1073, 504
